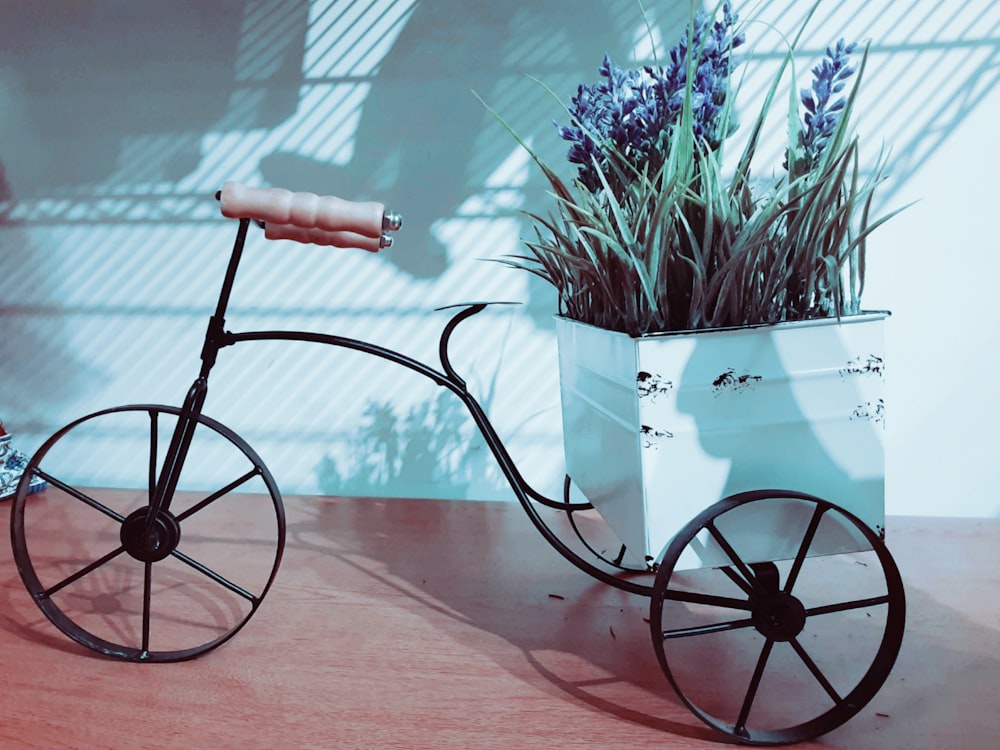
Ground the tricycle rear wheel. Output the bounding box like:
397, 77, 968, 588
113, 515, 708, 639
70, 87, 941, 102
648, 490, 905, 745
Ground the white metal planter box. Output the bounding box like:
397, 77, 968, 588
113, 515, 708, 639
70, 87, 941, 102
556, 313, 888, 569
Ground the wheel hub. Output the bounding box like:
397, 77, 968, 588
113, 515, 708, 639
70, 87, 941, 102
752, 591, 807, 641
120, 507, 181, 563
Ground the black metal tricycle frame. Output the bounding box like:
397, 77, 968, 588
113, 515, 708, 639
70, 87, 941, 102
10, 205, 906, 746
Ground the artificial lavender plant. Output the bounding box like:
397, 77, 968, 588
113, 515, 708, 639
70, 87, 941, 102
480, 1, 902, 336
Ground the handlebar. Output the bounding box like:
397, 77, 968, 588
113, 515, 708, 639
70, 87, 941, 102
263, 222, 385, 252
217, 181, 402, 250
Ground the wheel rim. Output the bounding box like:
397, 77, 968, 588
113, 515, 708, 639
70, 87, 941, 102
649, 490, 905, 745
10, 405, 285, 662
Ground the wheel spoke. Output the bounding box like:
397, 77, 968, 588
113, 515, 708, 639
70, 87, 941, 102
141, 562, 153, 656
662, 616, 755, 640
735, 638, 775, 737
706, 520, 758, 591
148, 410, 159, 498
784, 503, 827, 594
42, 546, 128, 598
170, 549, 258, 603
33, 469, 126, 523
806, 594, 891, 617
174, 468, 262, 523
720, 564, 755, 596
662, 587, 754, 611
789, 637, 843, 704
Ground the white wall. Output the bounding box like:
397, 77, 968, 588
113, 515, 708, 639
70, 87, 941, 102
2, 0, 997, 518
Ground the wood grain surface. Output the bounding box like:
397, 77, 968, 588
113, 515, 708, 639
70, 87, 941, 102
1, 492, 997, 749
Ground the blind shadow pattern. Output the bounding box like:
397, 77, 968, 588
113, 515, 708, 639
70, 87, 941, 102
1, 0, 997, 498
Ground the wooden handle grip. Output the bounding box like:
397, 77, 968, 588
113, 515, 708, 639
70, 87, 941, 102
263, 222, 386, 252
219, 181, 386, 238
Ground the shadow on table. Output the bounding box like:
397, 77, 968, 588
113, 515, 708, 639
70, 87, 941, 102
283, 497, 1000, 747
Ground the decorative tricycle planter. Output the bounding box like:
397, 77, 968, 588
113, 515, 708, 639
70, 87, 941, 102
9, 184, 905, 747
557, 313, 888, 570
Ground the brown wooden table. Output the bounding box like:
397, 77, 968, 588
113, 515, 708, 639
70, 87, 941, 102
2, 493, 997, 749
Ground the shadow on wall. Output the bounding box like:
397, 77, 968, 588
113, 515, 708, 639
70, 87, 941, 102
675, 332, 886, 512
0, 0, 305, 195
1, 0, 998, 502
2, 1, 995, 245
316, 319, 517, 501
0, 1, 308, 423
0, 0, 683, 280
316, 390, 503, 500
259, 0, 689, 279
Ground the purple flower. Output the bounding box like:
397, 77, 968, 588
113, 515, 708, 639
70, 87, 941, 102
795, 39, 857, 169
557, 2, 744, 192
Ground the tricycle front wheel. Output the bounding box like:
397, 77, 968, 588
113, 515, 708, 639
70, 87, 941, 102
648, 490, 905, 745
9, 405, 285, 662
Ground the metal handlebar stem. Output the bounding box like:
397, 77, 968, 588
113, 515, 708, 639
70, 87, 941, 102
144, 218, 251, 527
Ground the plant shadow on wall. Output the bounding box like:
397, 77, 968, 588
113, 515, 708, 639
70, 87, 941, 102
316, 390, 505, 501
315, 310, 526, 500
260, 0, 690, 282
